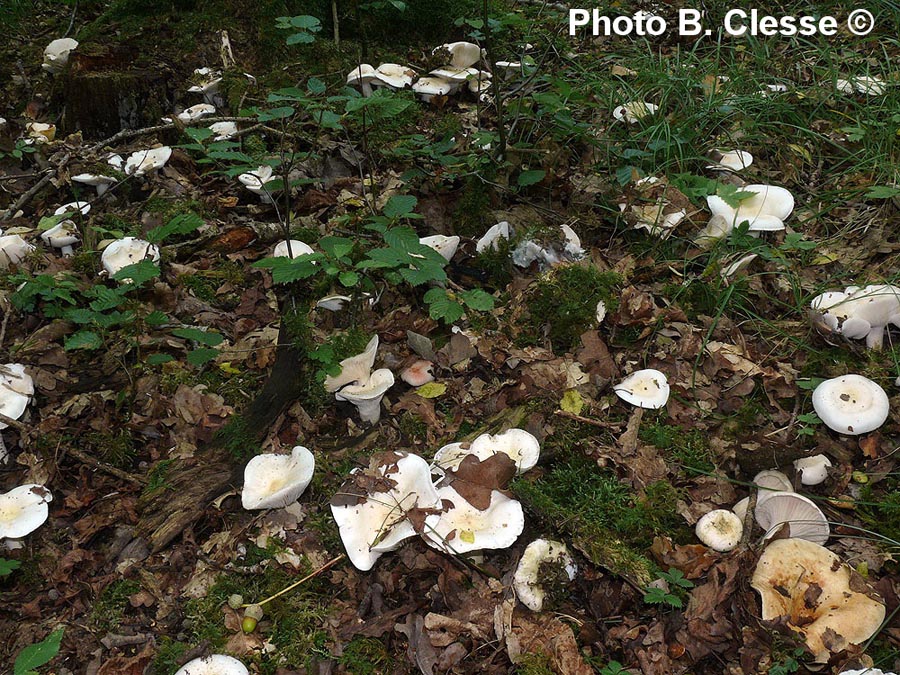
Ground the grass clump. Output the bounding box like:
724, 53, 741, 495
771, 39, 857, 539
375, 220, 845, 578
91, 579, 141, 633
523, 265, 622, 353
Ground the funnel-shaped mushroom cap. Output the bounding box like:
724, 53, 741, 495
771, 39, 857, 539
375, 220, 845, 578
316, 295, 352, 311
335, 368, 395, 424
238, 165, 277, 202
41, 221, 79, 253
272, 240, 314, 259
42, 38, 78, 73
26, 122, 56, 144
208, 121, 238, 140
174, 654, 249, 675
706, 184, 795, 233
347, 64, 376, 85
325, 336, 379, 393
241, 445, 315, 510
419, 235, 460, 262
432, 430, 540, 475
72, 173, 117, 195
373, 63, 415, 89
429, 66, 480, 83
811, 291, 851, 330
754, 491, 829, 544
175, 103, 216, 123
331, 452, 440, 570
101, 237, 160, 280
513, 539, 577, 611
812, 285, 900, 350
793, 455, 832, 486
435, 41, 483, 69
812, 374, 889, 435
0, 484, 52, 538
752, 469, 794, 504
124, 146, 172, 176
707, 149, 753, 171
0, 235, 36, 269
476, 221, 511, 253
614, 369, 670, 409
424, 484, 524, 554
695, 509, 743, 551
751, 538, 885, 663
54, 201, 91, 216
412, 77, 457, 101
613, 101, 659, 124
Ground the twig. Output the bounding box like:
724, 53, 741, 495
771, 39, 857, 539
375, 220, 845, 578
245, 554, 345, 608
1, 153, 70, 221
0, 412, 26, 431
554, 409, 621, 428
63, 446, 148, 486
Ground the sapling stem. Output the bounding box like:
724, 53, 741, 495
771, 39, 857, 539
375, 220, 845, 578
243, 554, 344, 608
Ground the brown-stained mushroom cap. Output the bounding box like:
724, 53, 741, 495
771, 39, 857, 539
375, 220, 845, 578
751, 538, 885, 663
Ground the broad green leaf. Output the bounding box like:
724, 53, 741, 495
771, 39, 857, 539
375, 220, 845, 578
716, 184, 758, 208
64, 331, 102, 351
147, 212, 205, 244
382, 195, 418, 219
383, 226, 421, 251
415, 382, 446, 398
184, 127, 214, 141
145, 311, 169, 327
339, 271, 359, 287
459, 288, 495, 311
286, 32, 316, 45
423, 287, 464, 323
307, 78, 326, 94
0, 558, 21, 576
14, 628, 63, 675
866, 185, 900, 199
111, 261, 160, 286
257, 106, 295, 121
171, 328, 224, 347
517, 169, 546, 187
560, 389, 584, 414
187, 348, 220, 366
319, 236, 354, 259
146, 353, 174, 365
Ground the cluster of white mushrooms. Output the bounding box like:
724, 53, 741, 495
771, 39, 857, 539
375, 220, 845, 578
474, 220, 585, 269
810, 284, 900, 350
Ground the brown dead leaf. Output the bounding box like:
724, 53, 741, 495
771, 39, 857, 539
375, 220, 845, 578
506, 611, 593, 675
395, 613, 439, 675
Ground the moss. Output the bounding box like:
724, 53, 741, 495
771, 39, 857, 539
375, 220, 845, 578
151, 637, 190, 674
453, 175, 496, 238
514, 652, 556, 674
338, 636, 395, 674
522, 265, 622, 353
91, 579, 141, 633
144, 458, 176, 495
83, 430, 137, 469
639, 422, 714, 474
215, 415, 258, 462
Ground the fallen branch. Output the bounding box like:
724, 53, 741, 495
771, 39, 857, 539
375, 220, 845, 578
64, 446, 148, 486
1, 152, 70, 221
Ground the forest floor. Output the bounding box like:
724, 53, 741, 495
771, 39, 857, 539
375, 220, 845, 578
1, 0, 900, 673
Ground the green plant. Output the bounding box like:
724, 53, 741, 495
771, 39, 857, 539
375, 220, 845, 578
599, 661, 630, 675
642, 568, 694, 609
13, 628, 64, 675
768, 647, 805, 675
0, 558, 22, 576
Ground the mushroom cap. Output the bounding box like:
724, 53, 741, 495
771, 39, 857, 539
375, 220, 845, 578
334, 368, 395, 424
412, 77, 457, 99
435, 41, 483, 69
419, 235, 460, 262
241, 445, 315, 510
124, 146, 172, 176
272, 239, 314, 259
429, 66, 480, 83
238, 165, 275, 191
176, 103, 216, 123
732, 496, 750, 522
373, 63, 415, 89
475, 221, 511, 253
330, 451, 440, 570
42, 38, 78, 73
706, 184, 795, 233
695, 509, 743, 551
26, 122, 56, 143
513, 538, 577, 611
614, 369, 670, 409
812, 374, 889, 435
0, 364, 32, 429
72, 173, 117, 189
433, 429, 540, 475
751, 538, 885, 663
316, 295, 352, 311
208, 121, 238, 140
400, 360, 435, 387
173, 654, 250, 675
324, 335, 379, 393
613, 100, 659, 123
424, 484, 524, 554
596, 300, 607, 324
793, 454, 832, 486
0, 484, 53, 539
101, 237, 161, 279
754, 491, 830, 544
753, 469, 794, 504
54, 201, 90, 216
0, 234, 36, 268
347, 63, 377, 85
707, 149, 753, 171
41, 221, 80, 249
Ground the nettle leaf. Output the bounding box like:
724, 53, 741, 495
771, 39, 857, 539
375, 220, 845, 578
517, 169, 546, 187
147, 212, 205, 244
382, 195, 418, 219
339, 271, 359, 287
64, 308, 101, 324
459, 288, 495, 311
185, 127, 214, 142
253, 254, 324, 284
187, 348, 220, 366
112, 260, 160, 286
87, 285, 127, 311
257, 106, 295, 121
171, 328, 224, 347
717, 184, 758, 208
319, 236, 354, 259
383, 226, 421, 252
14, 628, 64, 675
269, 87, 307, 102
0, 558, 21, 576
399, 262, 447, 286
65, 331, 102, 351
307, 77, 326, 94
145, 310, 169, 327
424, 287, 465, 323
146, 353, 174, 365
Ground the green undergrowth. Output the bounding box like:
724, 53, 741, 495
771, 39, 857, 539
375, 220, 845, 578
91, 579, 141, 633
639, 421, 714, 475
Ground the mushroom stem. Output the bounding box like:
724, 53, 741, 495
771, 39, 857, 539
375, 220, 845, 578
60, 244, 74, 257
361, 82, 373, 97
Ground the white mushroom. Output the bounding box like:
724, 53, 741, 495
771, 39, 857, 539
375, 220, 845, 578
754, 491, 830, 544
475, 221, 511, 253
698, 184, 795, 245
810, 285, 900, 350
434, 41, 483, 69
316, 295, 352, 311
0, 235, 36, 269
25, 122, 56, 144
412, 77, 457, 102
432, 429, 540, 475
753, 469, 794, 504
706, 149, 753, 171
0, 364, 33, 431
0, 485, 52, 539
54, 201, 90, 217
793, 455, 832, 486
72, 173, 117, 196
330, 451, 441, 570
695, 509, 743, 551
241, 445, 315, 510
372, 63, 415, 90
513, 539, 577, 611
238, 165, 278, 203
334, 368, 395, 424
613, 369, 670, 409
101, 237, 160, 281
174, 654, 249, 675
812, 374, 889, 435
347, 64, 377, 97
208, 121, 238, 140
41, 220, 79, 256
188, 67, 224, 105
42, 38, 78, 74
511, 224, 583, 268
595, 300, 607, 324
419, 235, 460, 262
613, 101, 658, 124
424, 484, 524, 554
171, 103, 216, 123
324, 335, 379, 393
272, 240, 314, 259
124, 147, 172, 176
400, 360, 435, 387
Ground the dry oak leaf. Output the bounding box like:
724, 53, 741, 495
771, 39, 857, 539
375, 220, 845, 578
505, 611, 594, 675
